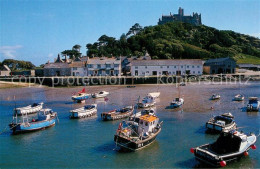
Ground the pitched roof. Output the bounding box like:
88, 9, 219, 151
69, 61, 85, 68
87, 57, 121, 64
1, 65, 11, 71
44, 62, 70, 69
139, 115, 158, 122
131, 59, 203, 66
205, 57, 235, 64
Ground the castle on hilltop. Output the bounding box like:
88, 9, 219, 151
158, 7, 202, 26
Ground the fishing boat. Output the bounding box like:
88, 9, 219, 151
69, 104, 97, 119
137, 92, 160, 108
114, 114, 163, 151
191, 130, 257, 167
71, 88, 91, 103
92, 91, 109, 98
168, 83, 184, 109
14, 102, 44, 116
169, 98, 184, 109
234, 94, 245, 101
9, 108, 57, 134
211, 94, 221, 100
247, 97, 260, 111
206, 113, 237, 133
101, 106, 134, 121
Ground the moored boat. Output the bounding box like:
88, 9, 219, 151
70, 104, 97, 119
168, 97, 184, 109
137, 92, 160, 108
234, 94, 244, 101
9, 108, 57, 134
14, 102, 44, 116
101, 106, 134, 121
211, 94, 221, 100
191, 130, 257, 167
72, 88, 91, 103
247, 97, 260, 111
92, 91, 109, 98
114, 114, 163, 151
206, 113, 237, 133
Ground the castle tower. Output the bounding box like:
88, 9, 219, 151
178, 7, 184, 16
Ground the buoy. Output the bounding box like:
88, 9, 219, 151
190, 148, 195, 153
251, 145, 257, 150
244, 151, 249, 156
220, 161, 226, 167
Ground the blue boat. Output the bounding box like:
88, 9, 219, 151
9, 108, 57, 134
71, 88, 91, 103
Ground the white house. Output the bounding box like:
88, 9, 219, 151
131, 59, 203, 76
87, 57, 121, 76
0, 65, 11, 76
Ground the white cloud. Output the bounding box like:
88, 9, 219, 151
48, 53, 54, 58
0, 45, 23, 59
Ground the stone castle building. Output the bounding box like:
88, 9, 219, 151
158, 7, 202, 26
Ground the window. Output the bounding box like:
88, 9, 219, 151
167, 66, 169, 68
187, 66, 189, 68
97, 64, 101, 68
198, 71, 201, 74
145, 122, 148, 126
106, 64, 111, 68
181, 66, 183, 68
174, 66, 176, 68
145, 66, 147, 69
73, 67, 77, 70
192, 66, 195, 68
114, 64, 119, 67
146, 71, 149, 73
160, 66, 163, 68
197, 65, 200, 68
88, 64, 93, 68
135, 66, 138, 69
193, 71, 195, 74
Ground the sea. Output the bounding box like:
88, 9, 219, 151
0, 81, 259, 168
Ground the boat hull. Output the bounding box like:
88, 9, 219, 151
101, 109, 133, 121
114, 128, 161, 151
70, 109, 97, 119
206, 122, 237, 133
10, 118, 56, 134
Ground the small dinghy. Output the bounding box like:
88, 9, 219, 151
114, 114, 163, 151
191, 130, 257, 167
92, 91, 109, 98
234, 94, 244, 101
70, 104, 97, 119
206, 113, 237, 133
211, 94, 221, 100
101, 106, 134, 121
9, 108, 57, 134
169, 97, 184, 109
247, 97, 260, 111
14, 102, 44, 116
72, 88, 91, 103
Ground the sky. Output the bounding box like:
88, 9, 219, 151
0, 0, 260, 66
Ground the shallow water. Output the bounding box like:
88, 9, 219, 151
0, 82, 259, 168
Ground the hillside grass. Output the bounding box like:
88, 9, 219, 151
234, 54, 260, 64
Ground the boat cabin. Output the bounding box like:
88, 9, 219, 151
138, 115, 159, 135
248, 97, 258, 104
38, 109, 54, 121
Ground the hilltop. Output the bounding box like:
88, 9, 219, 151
85, 22, 260, 64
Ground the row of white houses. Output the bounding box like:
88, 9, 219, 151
44, 55, 204, 77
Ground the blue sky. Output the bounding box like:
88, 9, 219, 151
0, 0, 260, 66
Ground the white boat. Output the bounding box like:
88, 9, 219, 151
234, 94, 244, 101
137, 92, 160, 108
169, 98, 184, 109
247, 97, 260, 111
14, 102, 44, 116
92, 91, 109, 98
206, 113, 237, 133
70, 104, 97, 118
211, 94, 221, 100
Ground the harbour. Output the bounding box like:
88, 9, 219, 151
0, 82, 259, 168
